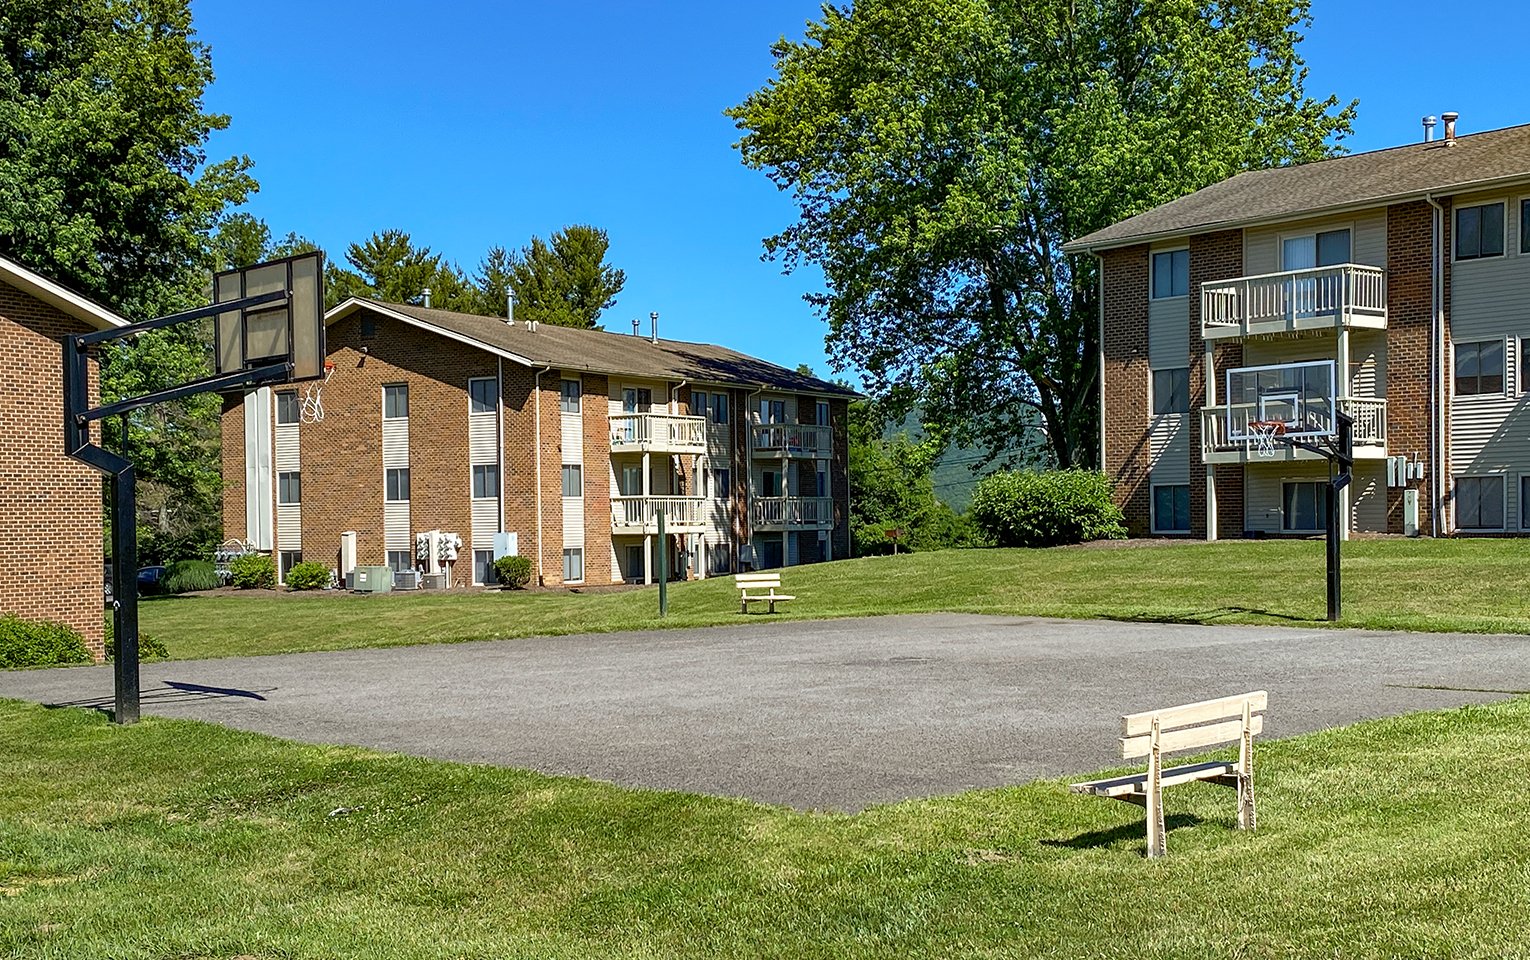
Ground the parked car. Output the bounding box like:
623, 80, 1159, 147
137, 565, 168, 595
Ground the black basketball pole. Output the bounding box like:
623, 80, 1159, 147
1324, 475, 1341, 622
1285, 412, 1353, 624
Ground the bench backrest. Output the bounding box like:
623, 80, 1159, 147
736, 573, 782, 591
1119, 691, 1267, 760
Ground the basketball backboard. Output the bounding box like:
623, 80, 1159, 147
1224, 359, 1336, 441
213, 252, 326, 383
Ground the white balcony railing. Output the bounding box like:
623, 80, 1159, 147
1201, 264, 1386, 339
752, 496, 834, 528
610, 413, 708, 453
611, 496, 708, 532
751, 423, 833, 457
1200, 397, 1387, 460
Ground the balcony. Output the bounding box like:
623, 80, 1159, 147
611, 496, 709, 534
1200, 397, 1387, 464
752, 496, 835, 531
1201, 264, 1386, 340
751, 422, 833, 458
610, 413, 707, 455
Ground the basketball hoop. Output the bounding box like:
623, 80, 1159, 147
300, 360, 336, 425
1247, 420, 1287, 458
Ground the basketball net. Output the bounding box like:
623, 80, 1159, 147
300, 361, 336, 425
1247, 420, 1286, 458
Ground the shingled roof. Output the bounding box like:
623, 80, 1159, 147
327, 298, 859, 398
1066, 122, 1530, 252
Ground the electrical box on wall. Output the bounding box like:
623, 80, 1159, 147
1403, 489, 1420, 537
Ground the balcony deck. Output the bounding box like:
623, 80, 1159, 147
610, 413, 708, 455
1201, 264, 1386, 340
611, 496, 709, 535
751, 423, 833, 459
752, 496, 834, 531
1200, 398, 1387, 464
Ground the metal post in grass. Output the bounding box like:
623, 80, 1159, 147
657, 507, 668, 617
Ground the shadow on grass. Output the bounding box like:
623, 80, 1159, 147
1043, 812, 1204, 851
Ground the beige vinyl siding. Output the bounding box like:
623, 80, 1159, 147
1148, 416, 1190, 484
468, 376, 500, 552
1148, 298, 1190, 368
1243, 209, 1386, 275
561, 377, 584, 558
1240, 333, 1385, 401
1243, 461, 1385, 534
274, 419, 300, 552
382, 409, 409, 552
1448, 189, 1530, 530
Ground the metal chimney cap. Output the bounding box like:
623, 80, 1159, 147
1441, 111, 1460, 121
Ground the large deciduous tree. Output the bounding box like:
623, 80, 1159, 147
729, 0, 1355, 467
503, 225, 626, 329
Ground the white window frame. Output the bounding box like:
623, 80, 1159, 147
1454, 474, 1507, 532
1517, 196, 1530, 256
1150, 247, 1189, 301
276, 390, 300, 426
1453, 201, 1507, 262
277, 470, 301, 506
279, 550, 302, 581
473, 549, 495, 586
382, 383, 409, 420
386, 550, 412, 573
562, 547, 584, 584
1150, 482, 1191, 535
1519, 473, 1530, 531
468, 377, 498, 414
1453, 338, 1508, 398
1277, 224, 1355, 271
560, 378, 582, 414
385, 467, 411, 503
1150, 366, 1190, 417
471, 463, 499, 501
561, 463, 583, 498
816, 400, 830, 426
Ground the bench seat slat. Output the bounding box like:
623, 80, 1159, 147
1121, 691, 1268, 737
1070, 761, 1234, 798
742, 593, 796, 602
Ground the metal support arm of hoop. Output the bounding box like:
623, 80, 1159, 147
62, 288, 303, 726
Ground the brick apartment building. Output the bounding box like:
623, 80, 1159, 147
221, 299, 856, 587
0, 256, 127, 656
1068, 116, 1530, 539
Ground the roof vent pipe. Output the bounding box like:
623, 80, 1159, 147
506, 291, 514, 326
632, 318, 640, 337
1442, 111, 1459, 146
649, 311, 659, 344
422, 287, 432, 309
1422, 115, 1437, 143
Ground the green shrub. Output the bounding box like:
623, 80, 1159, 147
228, 553, 277, 589
103, 626, 169, 662
284, 561, 331, 591
970, 469, 1128, 548
162, 559, 220, 595
494, 555, 533, 589
0, 616, 92, 668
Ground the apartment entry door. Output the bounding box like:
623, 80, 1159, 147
1283, 228, 1350, 319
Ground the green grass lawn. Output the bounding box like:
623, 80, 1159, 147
139, 538, 1530, 661
3, 696, 1528, 958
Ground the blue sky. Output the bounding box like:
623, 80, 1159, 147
192, 1, 1530, 381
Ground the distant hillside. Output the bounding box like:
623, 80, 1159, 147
888, 412, 1046, 512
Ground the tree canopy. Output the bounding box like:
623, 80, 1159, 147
503, 225, 626, 329
729, 0, 1355, 467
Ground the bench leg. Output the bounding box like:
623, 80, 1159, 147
768, 600, 776, 614
741, 599, 748, 615
1145, 719, 1167, 858
1237, 703, 1257, 830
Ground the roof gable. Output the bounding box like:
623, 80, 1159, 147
0, 256, 127, 330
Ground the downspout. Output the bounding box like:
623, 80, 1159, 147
1426, 193, 1446, 537
1092, 252, 1107, 471
744, 384, 764, 565
534, 364, 553, 584
497, 357, 505, 538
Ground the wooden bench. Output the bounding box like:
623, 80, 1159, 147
1071, 691, 1266, 858
736, 572, 795, 614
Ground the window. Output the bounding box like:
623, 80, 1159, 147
816, 401, 830, 426
762, 470, 781, 497
712, 392, 729, 424
1152, 485, 1190, 533
386, 550, 412, 573
561, 464, 582, 498
563, 547, 584, 582
619, 463, 643, 497
276, 391, 300, 425
1282, 481, 1329, 532
560, 378, 581, 413
383, 384, 409, 419
1523, 338, 1530, 396
277, 471, 301, 505
469, 378, 498, 414
472, 464, 499, 499
692, 391, 709, 419
1456, 476, 1505, 530
622, 387, 652, 413
1151, 368, 1190, 416
279, 551, 302, 580
760, 399, 785, 424
1455, 202, 1505, 260
1315, 228, 1352, 266
473, 549, 495, 586
816, 469, 828, 498
1151, 249, 1189, 299
385, 467, 410, 502
1455, 340, 1505, 396
1522, 200, 1530, 255
711, 467, 731, 499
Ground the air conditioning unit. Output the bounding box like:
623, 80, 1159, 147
350, 565, 393, 594
420, 572, 447, 591
393, 569, 420, 590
